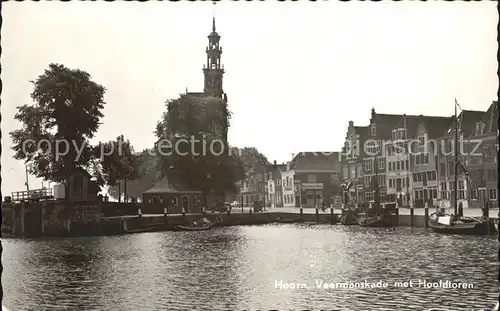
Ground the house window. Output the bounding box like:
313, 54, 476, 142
307, 174, 317, 183
378, 157, 385, 170
371, 124, 376, 136
470, 189, 478, 200
172, 196, 178, 206
489, 189, 497, 200
487, 169, 497, 181
396, 162, 400, 171
364, 159, 373, 171
389, 179, 393, 188
430, 188, 438, 199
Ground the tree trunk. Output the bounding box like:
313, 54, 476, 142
124, 178, 128, 203
118, 181, 121, 203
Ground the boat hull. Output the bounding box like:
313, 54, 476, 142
340, 210, 358, 225
174, 224, 214, 232
357, 216, 394, 227
428, 217, 492, 235
124, 227, 155, 234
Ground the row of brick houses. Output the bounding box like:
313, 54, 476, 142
341, 101, 498, 209
239, 152, 343, 208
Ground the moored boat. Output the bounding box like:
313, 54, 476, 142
340, 204, 359, 225
428, 213, 491, 235
175, 223, 214, 231
429, 99, 493, 236
124, 226, 155, 234
174, 218, 215, 231
357, 215, 393, 227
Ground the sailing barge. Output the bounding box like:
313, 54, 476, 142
427, 99, 491, 235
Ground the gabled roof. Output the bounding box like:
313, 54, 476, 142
443, 109, 485, 138
143, 174, 202, 194
289, 152, 340, 171
419, 116, 454, 139
354, 126, 369, 141
53, 166, 92, 181
371, 111, 452, 140
479, 101, 498, 135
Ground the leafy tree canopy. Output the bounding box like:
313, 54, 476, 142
99, 135, 141, 186
107, 148, 159, 200
230, 146, 269, 176
155, 94, 240, 196
10, 63, 106, 181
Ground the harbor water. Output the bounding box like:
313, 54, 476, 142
3, 224, 498, 310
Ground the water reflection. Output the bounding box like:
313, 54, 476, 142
3, 225, 497, 310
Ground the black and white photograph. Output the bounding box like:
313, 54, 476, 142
1, 1, 499, 310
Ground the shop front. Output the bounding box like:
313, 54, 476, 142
300, 183, 324, 208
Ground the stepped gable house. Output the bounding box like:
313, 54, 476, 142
341, 121, 369, 203
407, 115, 453, 207
363, 108, 453, 205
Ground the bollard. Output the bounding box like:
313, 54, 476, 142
483, 202, 489, 218
330, 207, 334, 224
316, 208, 319, 223
410, 206, 414, 227
138, 208, 142, 220
424, 202, 429, 229
395, 206, 400, 227
121, 218, 128, 232
300, 207, 303, 216
163, 207, 168, 226
182, 207, 186, 224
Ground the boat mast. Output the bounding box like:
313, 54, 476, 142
454, 100, 459, 217
404, 114, 409, 207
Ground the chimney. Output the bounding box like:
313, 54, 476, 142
349, 120, 353, 127
274, 160, 277, 166
371, 107, 376, 119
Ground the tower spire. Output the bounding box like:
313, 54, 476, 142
212, 1, 217, 32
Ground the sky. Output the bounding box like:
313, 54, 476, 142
2, 1, 498, 195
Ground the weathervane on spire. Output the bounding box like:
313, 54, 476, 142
212, 0, 217, 32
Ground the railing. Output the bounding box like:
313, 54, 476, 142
11, 188, 53, 202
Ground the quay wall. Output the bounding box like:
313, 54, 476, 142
102, 211, 339, 234
3, 199, 498, 238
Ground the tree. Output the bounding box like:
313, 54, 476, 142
107, 148, 159, 200
10, 63, 106, 196
99, 135, 141, 202
155, 94, 241, 201
230, 146, 269, 176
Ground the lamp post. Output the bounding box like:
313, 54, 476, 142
240, 175, 245, 214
